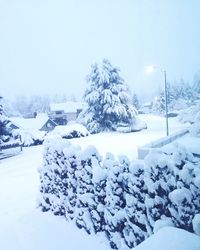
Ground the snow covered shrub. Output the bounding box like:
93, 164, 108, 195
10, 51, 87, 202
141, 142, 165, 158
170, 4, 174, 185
50, 123, 90, 139
92, 154, 107, 233
144, 150, 176, 230
178, 104, 200, 124
145, 145, 200, 233
62, 144, 80, 220
168, 145, 200, 232
13, 128, 46, 146
75, 146, 99, 234
123, 160, 149, 248
38, 135, 70, 215
104, 154, 128, 249
78, 59, 138, 133
169, 187, 195, 232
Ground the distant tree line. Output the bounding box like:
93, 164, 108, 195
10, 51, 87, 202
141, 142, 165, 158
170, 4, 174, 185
2, 94, 77, 118
151, 76, 200, 114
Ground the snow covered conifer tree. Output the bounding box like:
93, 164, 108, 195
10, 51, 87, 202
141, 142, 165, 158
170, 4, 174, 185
132, 93, 140, 110
151, 94, 165, 114
79, 59, 137, 133
193, 71, 200, 99
0, 96, 11, 142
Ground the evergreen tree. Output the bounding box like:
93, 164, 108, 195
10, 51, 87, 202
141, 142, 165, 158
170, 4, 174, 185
193, 71, 200, 99
132, 93, 140, 110
79, 59, 137, 133
151, 93, 165, 114
0, 96, 10, 142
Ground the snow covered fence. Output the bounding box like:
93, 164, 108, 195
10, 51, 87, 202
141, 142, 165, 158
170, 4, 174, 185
38, 136, 200, 249
0, 139, 22, 159
138, 128, 189, 159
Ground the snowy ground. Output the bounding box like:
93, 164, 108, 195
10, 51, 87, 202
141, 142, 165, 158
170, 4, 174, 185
0, 146, 110, 250
71, 114, 188, 159
0, 114, 199, 250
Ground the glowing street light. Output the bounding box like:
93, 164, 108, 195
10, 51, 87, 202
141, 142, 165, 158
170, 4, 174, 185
146, 65, 169, 136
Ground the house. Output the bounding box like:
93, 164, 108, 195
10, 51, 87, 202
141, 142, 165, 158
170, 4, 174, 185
9, 113, 57, 132
140, 102, 153, 114
49, 101, 85, 125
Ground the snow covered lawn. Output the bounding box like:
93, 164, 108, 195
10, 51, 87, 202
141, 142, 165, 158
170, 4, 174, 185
70, 114, 188, 159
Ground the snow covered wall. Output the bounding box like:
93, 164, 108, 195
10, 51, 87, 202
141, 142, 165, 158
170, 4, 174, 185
38, 136, 200, 249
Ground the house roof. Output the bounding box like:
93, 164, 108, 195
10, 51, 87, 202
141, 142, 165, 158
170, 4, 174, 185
50, 102, 86, 113
9, 113, 49, 130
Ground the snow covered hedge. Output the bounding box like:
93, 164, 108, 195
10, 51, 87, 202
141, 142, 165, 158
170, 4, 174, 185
49, 123, 90, 139
38, 137, 200, 249
12, 129, 46, 146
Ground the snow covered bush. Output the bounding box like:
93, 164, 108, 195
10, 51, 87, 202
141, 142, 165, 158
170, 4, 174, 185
104, 154, 128, 249
62, 144, 80, 220
78, 59, 138, 134
13, 128, 46, 146
123, 160, 150, 248
178, 104, 200, 124
38, 136, 70, 215
49, 123, 90, 139
75, 146, 98, 234
144, 150, 176, 230
38, 138, 200, 249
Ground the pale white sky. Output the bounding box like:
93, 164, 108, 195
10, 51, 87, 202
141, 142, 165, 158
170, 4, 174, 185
0, 0, 200, 101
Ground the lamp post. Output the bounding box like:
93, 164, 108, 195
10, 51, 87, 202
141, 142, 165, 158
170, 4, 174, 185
146, 65, 169, 136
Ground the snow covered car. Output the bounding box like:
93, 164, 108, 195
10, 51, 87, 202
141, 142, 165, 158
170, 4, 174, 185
116, 118, 147, 133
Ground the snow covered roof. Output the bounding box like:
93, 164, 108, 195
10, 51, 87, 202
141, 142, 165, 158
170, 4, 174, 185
10, 113, 49, 130
50, 102, 86, 113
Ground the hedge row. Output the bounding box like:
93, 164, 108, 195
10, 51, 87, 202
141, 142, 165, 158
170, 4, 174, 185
38, 136, 200, 249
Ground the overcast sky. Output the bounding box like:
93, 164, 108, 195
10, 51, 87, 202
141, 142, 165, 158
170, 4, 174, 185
0, 0, 200, 101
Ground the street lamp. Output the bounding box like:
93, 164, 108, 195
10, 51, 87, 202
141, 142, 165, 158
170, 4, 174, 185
146, 65, 169, 136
